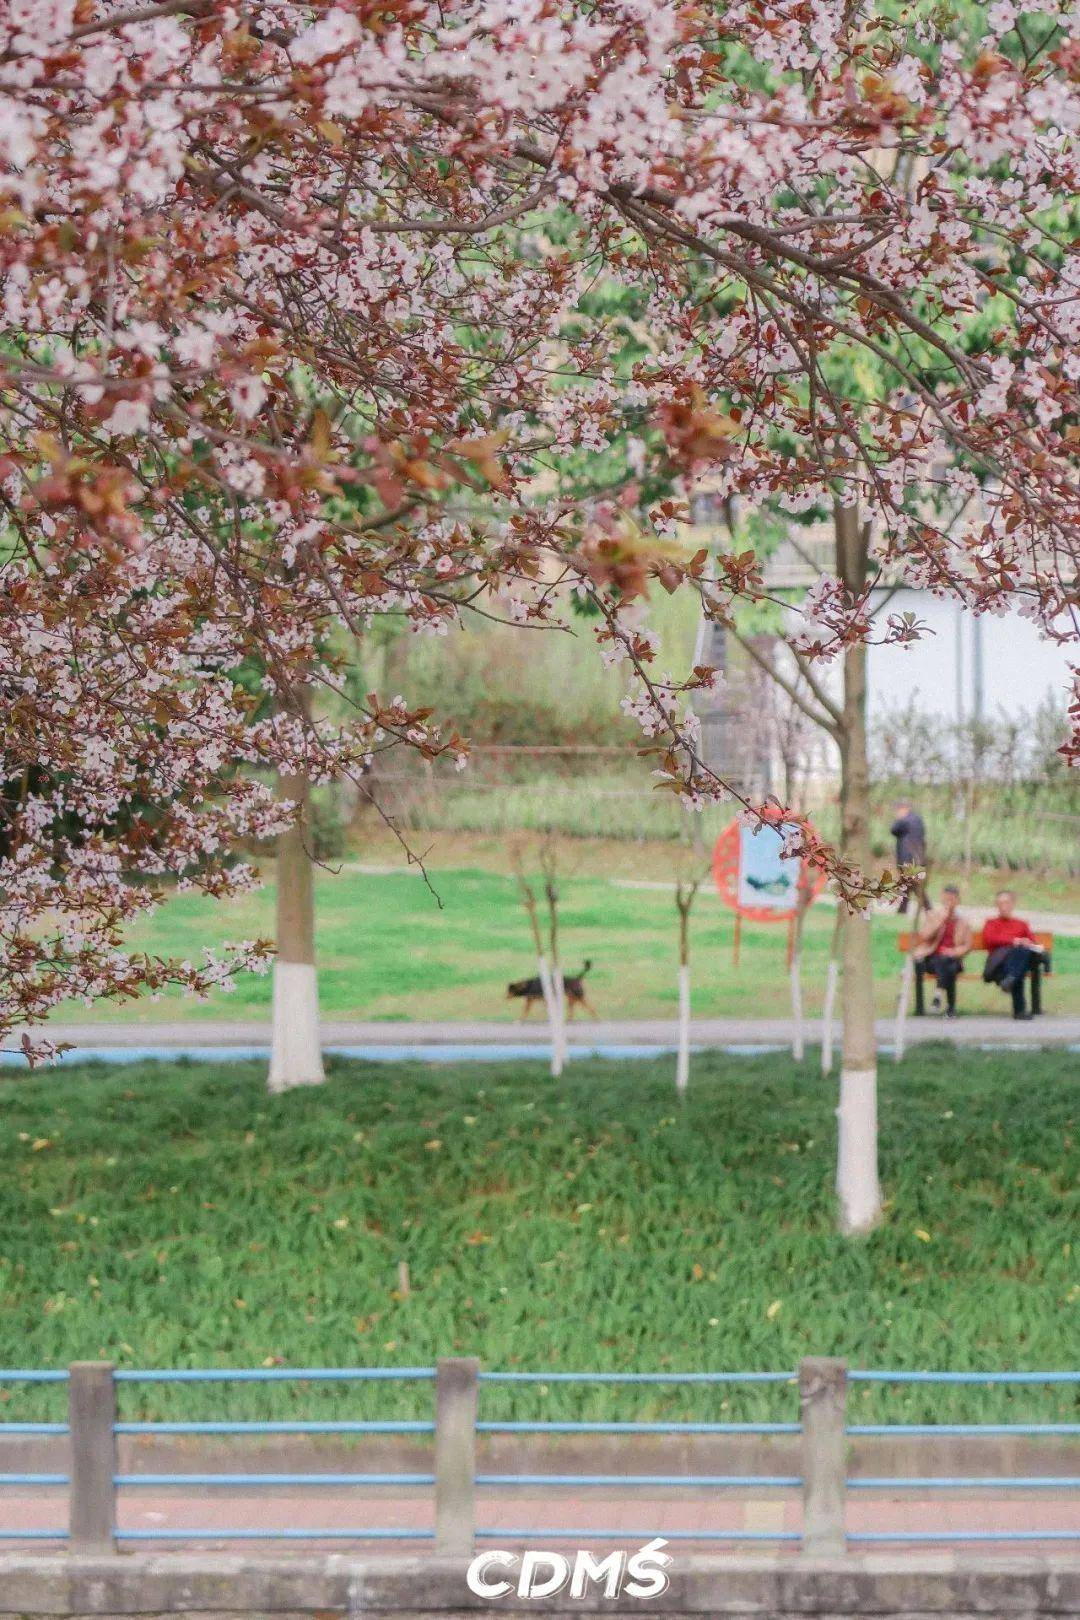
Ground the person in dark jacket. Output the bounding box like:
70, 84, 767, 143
890, 800, 929, 915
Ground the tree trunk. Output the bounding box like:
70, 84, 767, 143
893, 890, 925, 1065
834, 505, 883, 1234
540, 955, 563, 1077
789, 888, 811, 1064
674, 884, 694, 1094
789, 941, 805, 1063
675, 961, 691, 1093
268, 769, 325, 1094
513, 868, 562, 1075
820, 911, 842, 1076
542, 856, 567, 1075
552, 966, 568, 1074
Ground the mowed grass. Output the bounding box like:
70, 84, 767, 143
50, 847, 1080, 1024
1, 1049, 1076, 1428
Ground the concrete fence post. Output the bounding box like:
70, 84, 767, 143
435, 1356, 478, 1556
68, 1361, 117, 1554
799, 1356, 847, 1555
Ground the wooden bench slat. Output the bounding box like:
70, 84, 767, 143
898, 930, 1053, 953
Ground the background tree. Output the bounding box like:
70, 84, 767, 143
673, 861, 705, 1095
832, 504, 883, 1232
267, 705, 325, 1093
539, 842, 568, 1075
513, 850, 561, 1077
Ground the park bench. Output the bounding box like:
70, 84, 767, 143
897, 928, 1053, 1015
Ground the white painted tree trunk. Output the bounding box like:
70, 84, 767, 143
790, 949, 804, 1063
836, 900, 883, 1234
892, 894, 923, 1064
821, 958, 839, 1076
268, 961, 324, 1093
537, 955, 562, 1078
836, 1061, 880, 1234
835, 900, 882, 1234
553, 967, 568, 1072
893, 954, 914, 1063
834, 504, 882, 1235
268, 769, 325, 1094
675, 962, 690, 1093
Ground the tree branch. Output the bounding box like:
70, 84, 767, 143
731, 626, 842, 743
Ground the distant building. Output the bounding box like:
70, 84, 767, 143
761, 525, 1072, 728
866, 589, 1069, 728
686, 506, 1074, 797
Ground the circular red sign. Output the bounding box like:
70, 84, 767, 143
712, 816, 827, 923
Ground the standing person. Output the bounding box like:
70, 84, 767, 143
890, 799, 929, 915
982, 891, 1046, 1021
913, 885, 972, 1017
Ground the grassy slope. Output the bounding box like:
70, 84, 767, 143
390, 770, 1080, 876
51, 842, 1080, 1024
1, 1050, 1075, 1426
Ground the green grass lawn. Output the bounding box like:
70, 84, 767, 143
1, 1050, 1075, 1427
50, 837, 1080, 1024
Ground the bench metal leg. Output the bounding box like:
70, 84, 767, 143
1031, 960, 1043, 1015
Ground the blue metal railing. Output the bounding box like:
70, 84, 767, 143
115, 1369, 795, 1543
1, 1363, 1077, 1548
475, 1474, 801, 1487
0, 1528, 70, 1541
477, 1370, 798, 1543
0, 1422, 68, 1434
848, 1370, 1080, 1384
0, 1364, 438, 1545
114, 1472, 436, 1487
478, 1371, 796, 1384
846, 1531, 1080, 1544
0, 1370, 69, 1383
848, 1422, 1080, 1435
113, 1419, 435, 1434
473, 1528, 804, 1542
0, 1361, 69, 1540
113, 1367, 436, 1383
115, 1527, 434, 1542
109, 1365, 434, 1541
849, 1477, 1080, 1490
476, 1419, 799, 1434
840, 1368, 1080, 1544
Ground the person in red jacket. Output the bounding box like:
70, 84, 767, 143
982, 891, 1046, 1020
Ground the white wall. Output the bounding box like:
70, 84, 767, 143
866, 589, 1072, 724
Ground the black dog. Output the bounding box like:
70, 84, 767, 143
507, 960, 595, 1019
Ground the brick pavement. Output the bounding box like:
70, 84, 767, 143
3, 1486, 1077, 1554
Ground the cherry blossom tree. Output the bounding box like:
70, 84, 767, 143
1, 0, 1077, 1217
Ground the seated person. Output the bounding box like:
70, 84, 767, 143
982, 891, 1046, 1020
913, 885, 972, 1017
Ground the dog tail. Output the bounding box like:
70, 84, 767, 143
575, 959, 593, 978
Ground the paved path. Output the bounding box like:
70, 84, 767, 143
18, 1014, 1080, 1057
4, 1485, 1078, 1552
